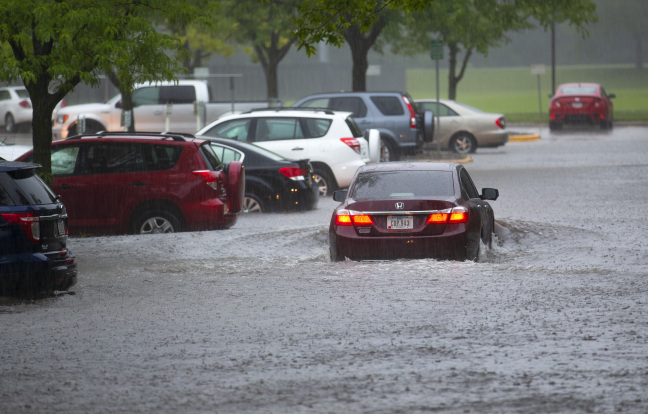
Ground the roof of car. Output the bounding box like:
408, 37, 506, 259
217, 108, 353, 121
358, 161, 458, 173
62, 131, 207, 144
0, 160, 40, 172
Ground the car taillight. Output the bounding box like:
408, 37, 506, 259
18, 99, 31, 109
279, 167, 307, 181
340, 137, 361, 154
335, 210, 373, 226
192, 170, 223, 193
495, 117, 505, 129
402, 95, 417, 128
1, 212, 40, 242
426, 207, 469, 224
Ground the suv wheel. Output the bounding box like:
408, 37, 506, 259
133, 210, 181, 234
450, 133, 477, 154
313, 168, 335, 196
380, 139, 399, 162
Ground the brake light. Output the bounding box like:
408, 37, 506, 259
18, 99, 31, 109
402, 95, 417, 128
426, 213, 449, 224
279, 167, 307, 181
335, 210, 373, 226
495, 117, 505, 129
340, 137, 361, 154
426, 207, 469, 224
1, 212, 40, 242
192, 170, 223, 193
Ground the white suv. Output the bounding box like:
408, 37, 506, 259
196, 108, 379, 196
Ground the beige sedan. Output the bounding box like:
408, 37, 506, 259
416, 99, 508, 154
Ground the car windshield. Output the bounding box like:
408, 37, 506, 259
350, 170, 454, 200
16, 89, 30, 99
560, 86, 597, 95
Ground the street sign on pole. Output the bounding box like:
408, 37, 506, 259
531, 65, 546, 121
430, 40, 443, 60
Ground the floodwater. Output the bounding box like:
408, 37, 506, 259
1, 125, 647, 413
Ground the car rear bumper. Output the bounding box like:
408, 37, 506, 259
550, 110, 609, 124
0, 250, 77, 295
182, 198, 238, 231
330, 226, 472, 261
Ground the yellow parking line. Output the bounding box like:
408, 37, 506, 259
509, 134, 541, 142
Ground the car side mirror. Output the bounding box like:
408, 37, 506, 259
115, 100, 123, 109
548, 94, 554, 99
481, 188, 499, 201
333, 190, 347, 202
608, 93, 616, 99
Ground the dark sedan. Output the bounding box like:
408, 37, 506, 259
329, 162, 498, 261
203, 137, 319, 213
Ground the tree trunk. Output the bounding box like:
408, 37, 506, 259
107, 71, 135, 132
254, 32, 296, 104
447, 42, 472, 101
344, 17, 387, 92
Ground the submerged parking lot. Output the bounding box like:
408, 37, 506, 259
1, 125, 647, 413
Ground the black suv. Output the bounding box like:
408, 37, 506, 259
292, 91, 434, 161
0, 160, 77, 296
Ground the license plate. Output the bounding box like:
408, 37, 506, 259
387, 215, 413, 230
57, 220, 66, 236
571, 102, 583, 108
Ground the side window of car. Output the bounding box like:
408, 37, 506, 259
301, 118, 332, 138
132, 87, 159, 107
209, 144, 242, 164
0, 90, 9, 101
141, 144, 182, 171
159, 85, 196, 104
459, 169, 480, 199
205, 119, 251, 141
370, 96, 405, 116
51, 145, 81, 176
329, 97, 368, 118
81, 143, 144, 175
301, 98, 330, 109
256, 118, 304, 141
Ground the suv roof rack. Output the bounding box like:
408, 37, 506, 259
244, 107, 335, 115
65, 131, 196, 142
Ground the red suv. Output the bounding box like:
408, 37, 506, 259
17, 132, 244, 235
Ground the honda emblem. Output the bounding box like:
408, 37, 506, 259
395, 202, 404, 210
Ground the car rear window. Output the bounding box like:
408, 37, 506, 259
329, 97, 367, 118
370, 96, 405, 116
255, 117, 332, 141
16, 89, 30, 99
560, 86, 597, 95
0, 170, 58, 206
199, 142, 224, 170
350, 170, 454, 199
345, 117, 363, 138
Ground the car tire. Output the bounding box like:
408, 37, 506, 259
5, 114, 15, 133
449, 132, 477, 154
549, 121, 562, 131
132, 209, 182, 234
380, 138, 399, 162
313, 167, 335, 196
423, 110, 435, 143
329, 236, 344, 262
243, 193, 264, 213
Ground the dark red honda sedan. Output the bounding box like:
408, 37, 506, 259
329, 162, 499, 262
549, 82, 615, 130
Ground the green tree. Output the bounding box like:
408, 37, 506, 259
0, 0, 209, 180
216, 0, 300, 102
594, 0, 647, 70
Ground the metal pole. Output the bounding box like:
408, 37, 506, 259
537, 74, 542, 122
436, 59, 440, 153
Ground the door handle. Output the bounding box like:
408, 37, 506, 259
291, 147, 304, 151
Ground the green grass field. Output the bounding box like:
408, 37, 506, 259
406, 64, 648, 122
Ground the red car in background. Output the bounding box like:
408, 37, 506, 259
549, 83, 615, 130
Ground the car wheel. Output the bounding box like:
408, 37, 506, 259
5, 114, 15, 133
380, 138, 399, 162
329, 236, 344, 262
600, 119, 609, 130
313, 168, 335, 196
549, 121, 562, 131
450, 133, 477, 154
243, 193, 264, 213
133, 210, 181, 234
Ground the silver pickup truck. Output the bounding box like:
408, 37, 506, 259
52, 80, 271, 140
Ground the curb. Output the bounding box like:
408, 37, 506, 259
509, 133, 541, 142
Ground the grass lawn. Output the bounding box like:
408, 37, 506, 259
406, 64, 648, 122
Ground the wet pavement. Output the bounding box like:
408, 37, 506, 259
1, 125, 647, 413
